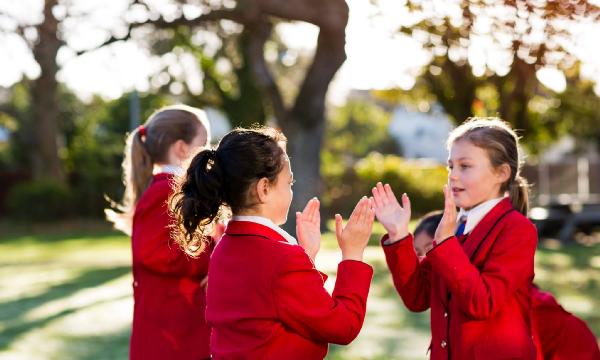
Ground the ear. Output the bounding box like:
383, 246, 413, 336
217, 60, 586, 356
173, 139, 189, 162
496, 163, 511, 184
254, 177, 271, 204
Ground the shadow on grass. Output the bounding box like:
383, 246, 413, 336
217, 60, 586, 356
56, 327, 131, 360
0, 266, 130, 350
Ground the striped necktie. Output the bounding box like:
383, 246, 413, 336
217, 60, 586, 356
455, 215, 467, 236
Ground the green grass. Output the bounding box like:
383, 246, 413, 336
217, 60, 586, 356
0, 223, 599, 359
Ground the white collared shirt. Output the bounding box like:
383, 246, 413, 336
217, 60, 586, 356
154, 164, 183, 176
231, 215, 298, 245
457, 197, 505, 235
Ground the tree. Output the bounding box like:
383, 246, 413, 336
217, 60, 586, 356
1, 0, 65, 182
380, 0, 600, 150
93, 0, 350, 228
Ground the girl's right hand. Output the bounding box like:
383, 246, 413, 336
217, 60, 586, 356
433, 184, 458, 243
335, 197, 375, 262
371, 182, 411, 242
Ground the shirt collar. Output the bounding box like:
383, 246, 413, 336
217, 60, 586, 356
153, 164, 183, 176
231, 215, 298, 245
457, 197, 505, 235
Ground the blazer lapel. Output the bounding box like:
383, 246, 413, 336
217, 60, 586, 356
461, 198, 515, 261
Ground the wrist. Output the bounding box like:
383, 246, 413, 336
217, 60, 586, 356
341, 250, 364, 262
388, 228, 409, 242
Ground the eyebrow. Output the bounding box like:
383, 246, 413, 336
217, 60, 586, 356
448, 157, 472, 162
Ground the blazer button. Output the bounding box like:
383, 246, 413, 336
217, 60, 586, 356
133, 281, 138, 287
443, 312, 448, 318
441, 340, 447, 349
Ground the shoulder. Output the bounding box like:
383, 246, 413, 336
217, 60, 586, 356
139, 175, 172, 203
503, 209, 537, 235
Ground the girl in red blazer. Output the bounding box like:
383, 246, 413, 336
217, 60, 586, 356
372, 118, 539, 359
414, 213, 600, 359
170, 127, 375, 360
106, 105, 215, 360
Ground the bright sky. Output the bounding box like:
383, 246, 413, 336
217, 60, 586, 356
1, 0, 600, 104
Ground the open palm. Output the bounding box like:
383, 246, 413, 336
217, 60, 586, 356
371, 182, 411, 241
434, 185, 458, 242
296, 198, 321, 261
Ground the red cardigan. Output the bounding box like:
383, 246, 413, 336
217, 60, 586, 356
130, 173, 212, 360
206, 220, 373, 360
383, 198, 538, 359
531, 286, 600, 360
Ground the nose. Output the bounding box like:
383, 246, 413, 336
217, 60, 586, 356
448, 167, 458, 181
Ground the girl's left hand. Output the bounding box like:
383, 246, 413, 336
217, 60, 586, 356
434, 184, 458, 243
296, 198, 321, 261
371, 182, 411, 242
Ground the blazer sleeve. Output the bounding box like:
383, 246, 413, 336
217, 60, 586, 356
273, 249, 373, 345
133, 184, 212, 278
426, 219, 537, 320
381, 234, 432, 312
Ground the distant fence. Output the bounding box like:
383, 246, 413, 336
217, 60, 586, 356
522, 157, 600, 241
522, 157, 600, 206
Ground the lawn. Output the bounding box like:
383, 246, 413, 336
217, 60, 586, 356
0, 222, 599, 359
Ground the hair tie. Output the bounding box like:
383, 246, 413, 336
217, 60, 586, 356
138, 125, 146, 137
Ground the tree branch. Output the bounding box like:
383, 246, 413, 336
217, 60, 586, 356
75, 8, 244, 56
244, 17, 287, 123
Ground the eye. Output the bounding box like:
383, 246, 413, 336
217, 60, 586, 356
460, 164, 470, 170
290, 179, 296, 186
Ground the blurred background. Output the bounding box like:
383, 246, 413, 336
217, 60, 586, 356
1, 0, 600, 359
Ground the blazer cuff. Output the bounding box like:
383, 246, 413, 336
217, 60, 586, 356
425, 235, 455, 256
336, 260, 374, 295
381, 233, 412, 247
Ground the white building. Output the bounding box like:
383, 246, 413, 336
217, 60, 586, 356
388, 104, 453, 164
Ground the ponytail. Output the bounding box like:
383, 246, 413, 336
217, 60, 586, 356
105, 127, 154, 235
105, 104, 211, 235
170, 127, 287, 256
508, 175, 529, 216
170, 149, 225, 256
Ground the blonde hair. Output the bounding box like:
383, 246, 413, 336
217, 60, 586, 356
448, 117, 529, 215
106, 104, 211, 234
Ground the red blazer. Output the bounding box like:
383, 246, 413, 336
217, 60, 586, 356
130, 173, 212, 360
383, 198, 538, 359
206, 220, 373, 360
531, 285, 600, 360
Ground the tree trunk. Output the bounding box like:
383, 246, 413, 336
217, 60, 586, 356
280, 10, 348, 232
31, 0, 64, 183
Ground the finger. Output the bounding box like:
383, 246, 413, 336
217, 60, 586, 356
376, 182, 388, 205
335, 214, 343, 240
306, 198, 317, 223
311, 198, 321, 224
354, 196, 369, 223
371, 185, 383, 209
296, 212, 304, 239
302, 198, 313, 214
356, 196, 368, 223
384, 183, 402, 207
401, 193, 411, 216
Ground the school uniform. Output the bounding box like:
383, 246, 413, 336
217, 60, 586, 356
531, 285, 600, 360
130, 172, 212, 360
382, 197, 538, 359
206, 218, 373, 360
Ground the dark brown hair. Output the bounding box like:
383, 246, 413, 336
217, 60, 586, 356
170, 126, 287, 255
106, 104, 210, 234
447, 117, 529, 215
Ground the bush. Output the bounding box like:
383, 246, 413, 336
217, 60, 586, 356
6, 180, 73, 221
323, 152, 447, 218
